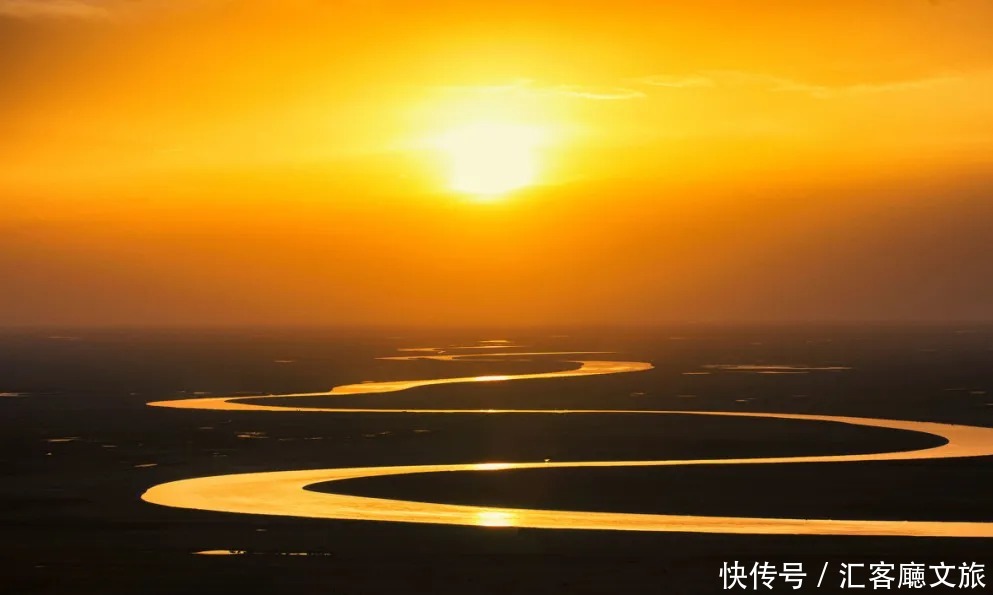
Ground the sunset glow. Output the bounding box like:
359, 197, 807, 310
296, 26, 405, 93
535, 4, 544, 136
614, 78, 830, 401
2, 1, 992, 326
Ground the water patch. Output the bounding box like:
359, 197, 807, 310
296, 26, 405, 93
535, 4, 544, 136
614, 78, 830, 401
704, 364, 851, 374
236, 432, 267, 439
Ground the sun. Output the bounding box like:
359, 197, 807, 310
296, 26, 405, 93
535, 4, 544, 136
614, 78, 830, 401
436, 121, 545, 198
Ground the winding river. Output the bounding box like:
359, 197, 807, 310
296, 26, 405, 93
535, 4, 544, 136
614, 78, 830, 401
142, 350, 993, 538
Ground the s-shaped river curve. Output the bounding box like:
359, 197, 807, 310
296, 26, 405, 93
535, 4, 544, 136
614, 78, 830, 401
142, 350, 993, 537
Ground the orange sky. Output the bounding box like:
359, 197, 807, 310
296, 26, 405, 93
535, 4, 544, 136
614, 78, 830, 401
2, 0, 993, 327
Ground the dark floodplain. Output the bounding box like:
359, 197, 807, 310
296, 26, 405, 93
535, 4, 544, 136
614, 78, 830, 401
2, 325, 993, 593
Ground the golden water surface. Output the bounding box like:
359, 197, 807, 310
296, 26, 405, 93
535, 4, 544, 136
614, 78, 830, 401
143, 350, 993, 538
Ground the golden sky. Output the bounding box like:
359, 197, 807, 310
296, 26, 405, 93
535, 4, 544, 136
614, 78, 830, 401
2, 0, 992, 326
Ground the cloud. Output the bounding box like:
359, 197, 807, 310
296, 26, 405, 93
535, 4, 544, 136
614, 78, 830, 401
0, 0, 229, 21
635, 70, 961, 98
439, 79, 644, 101
438, 70, 962, 104
0, 0, 111, 19
549, 85, 646, 100
768, 74, 961, 98
635, 74, 716, 89
445, 79, 534, 94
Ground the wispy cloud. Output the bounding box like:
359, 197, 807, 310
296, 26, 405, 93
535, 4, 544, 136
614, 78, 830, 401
440, 80, 644, 101
768, 74, 961, 98
636, 70, 961, 98
634, 74, 716, 89
435, 70, 963, 103
0, 0, 111, 20
444, 79, 535, 95
548, 85, 645, 100
0, 0, 228, 21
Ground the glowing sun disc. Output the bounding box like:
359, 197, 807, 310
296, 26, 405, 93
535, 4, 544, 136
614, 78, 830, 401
437, 122, 544, 197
